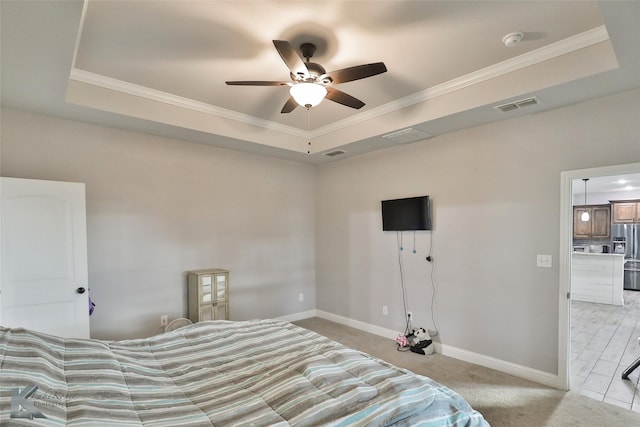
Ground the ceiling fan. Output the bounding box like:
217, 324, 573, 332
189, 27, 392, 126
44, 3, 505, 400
226, 40, 387, 113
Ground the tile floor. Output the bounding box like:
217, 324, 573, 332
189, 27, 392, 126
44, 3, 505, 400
571, 290, 640, 412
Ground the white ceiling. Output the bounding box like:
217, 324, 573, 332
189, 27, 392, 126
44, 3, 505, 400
573, 174, 640, 199
1, 1, 640, 164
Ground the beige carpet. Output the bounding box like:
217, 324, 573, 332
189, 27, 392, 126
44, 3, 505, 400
294, 317, 640, 427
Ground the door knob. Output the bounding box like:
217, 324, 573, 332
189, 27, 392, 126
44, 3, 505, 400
76, 287, 86, 294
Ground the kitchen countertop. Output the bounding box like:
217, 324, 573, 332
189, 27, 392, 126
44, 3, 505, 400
572, 252, 625, 257
571, 252, 624, 306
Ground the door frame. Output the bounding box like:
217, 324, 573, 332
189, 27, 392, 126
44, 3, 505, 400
559, 161, 640, 390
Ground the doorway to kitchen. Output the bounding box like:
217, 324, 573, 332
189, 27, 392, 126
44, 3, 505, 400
559, 162, 640, 410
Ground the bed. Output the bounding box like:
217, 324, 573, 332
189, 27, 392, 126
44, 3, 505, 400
0, 319, 488, 426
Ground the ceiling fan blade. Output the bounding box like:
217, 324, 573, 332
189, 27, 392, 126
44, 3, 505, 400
281, 96, 298, 114
225, 81, 289, 86
273, 40, 309, 79
324, 62, 387, 84
325, 87, 365, 109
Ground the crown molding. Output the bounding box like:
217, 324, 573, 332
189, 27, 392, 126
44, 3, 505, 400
68, 68, 311, 139
68, 26, 608, 141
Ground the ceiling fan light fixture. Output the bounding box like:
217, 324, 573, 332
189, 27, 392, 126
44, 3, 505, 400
290, 82, 327, 108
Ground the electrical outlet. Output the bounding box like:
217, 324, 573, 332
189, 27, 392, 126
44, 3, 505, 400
536, 254, 552, 268
382, 305, 388, 315
160, 315, 168, 326
407, 311, 413, 320
298, 293, 304, 302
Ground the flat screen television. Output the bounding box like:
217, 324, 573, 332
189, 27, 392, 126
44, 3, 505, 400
381, 196, 431, 231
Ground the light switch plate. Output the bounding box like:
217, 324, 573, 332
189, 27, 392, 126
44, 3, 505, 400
536, 254, 552, 268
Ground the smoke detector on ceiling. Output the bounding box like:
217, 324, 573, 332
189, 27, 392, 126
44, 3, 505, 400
502, 32, 524, 47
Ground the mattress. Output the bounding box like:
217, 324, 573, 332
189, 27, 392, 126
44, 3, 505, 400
0, 319, 489, 426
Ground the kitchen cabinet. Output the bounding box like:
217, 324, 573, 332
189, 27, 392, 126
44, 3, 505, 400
573, 204, 611, 239
611, 200, 640, 223
187, 269, 229, 322
571, 253, 624, 306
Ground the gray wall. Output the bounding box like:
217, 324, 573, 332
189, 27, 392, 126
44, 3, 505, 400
2, 87, 639, 374
0, 109, 317, 339
315, 88, 640, 374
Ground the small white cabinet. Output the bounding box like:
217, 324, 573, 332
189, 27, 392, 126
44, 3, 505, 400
187, 269, 229, 322
571, 253, 624, 306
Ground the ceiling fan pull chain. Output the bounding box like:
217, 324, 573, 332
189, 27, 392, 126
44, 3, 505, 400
307, 108, 312, 154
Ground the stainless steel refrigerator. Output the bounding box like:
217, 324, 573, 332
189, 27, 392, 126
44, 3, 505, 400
611, 224, 640, 290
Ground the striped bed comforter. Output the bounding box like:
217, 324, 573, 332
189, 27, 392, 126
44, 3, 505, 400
0, 319, 488, 426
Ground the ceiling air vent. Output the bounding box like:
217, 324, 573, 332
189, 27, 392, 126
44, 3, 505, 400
494, 96, 540, 113
382, 128, 433, 144
325, 150, 346, 157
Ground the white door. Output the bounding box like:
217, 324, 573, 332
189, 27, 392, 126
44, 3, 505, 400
0, 177, 90, 338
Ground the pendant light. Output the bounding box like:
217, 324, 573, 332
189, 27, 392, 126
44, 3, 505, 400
581, 178, 590, 222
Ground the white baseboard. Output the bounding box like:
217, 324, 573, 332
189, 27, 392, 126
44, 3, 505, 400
439, 343, 560, 388
296, 309, 560, 389
315, 310, 399, 340
276, 309, 318, 323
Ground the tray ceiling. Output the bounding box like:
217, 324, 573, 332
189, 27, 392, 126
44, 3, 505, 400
2, 1, 640, 162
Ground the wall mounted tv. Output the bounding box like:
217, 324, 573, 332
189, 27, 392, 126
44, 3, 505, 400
381, 196, 431, 231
